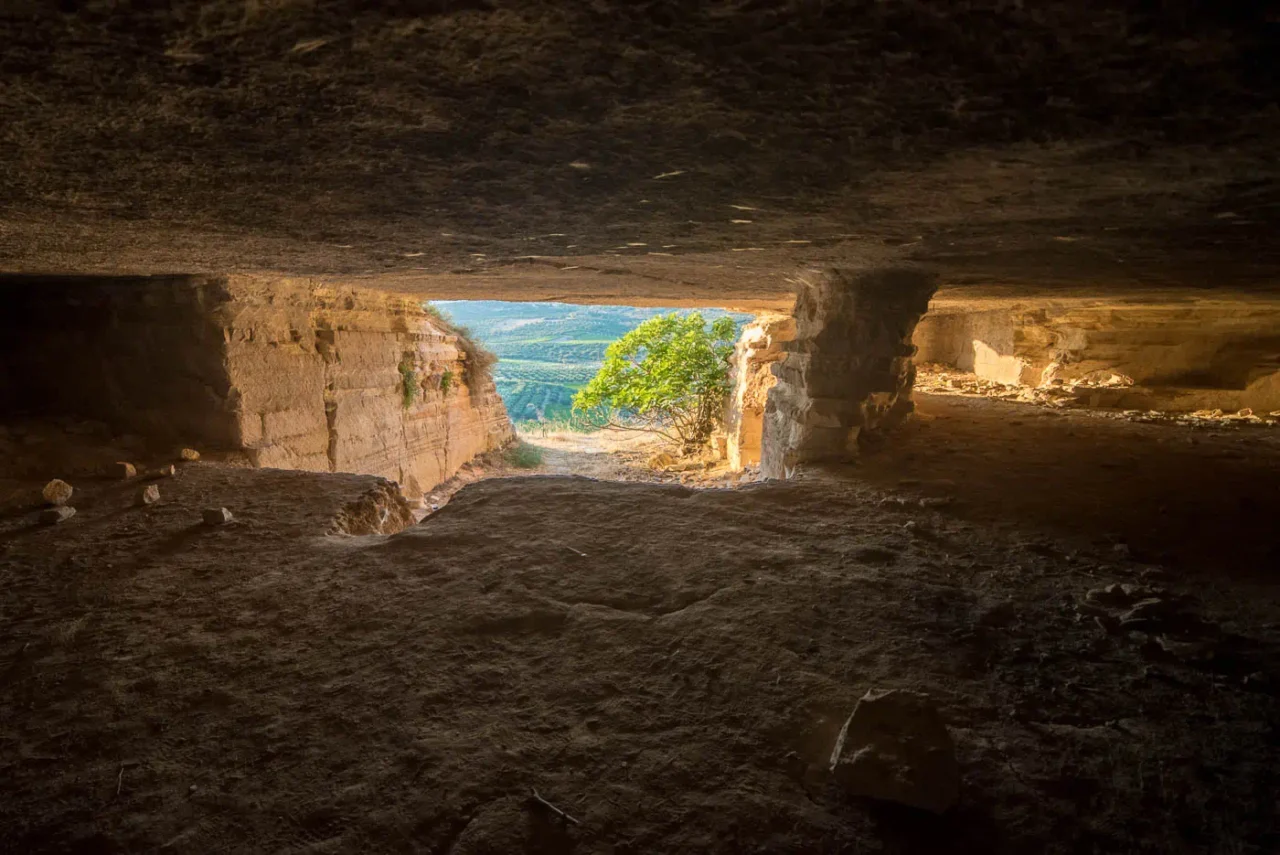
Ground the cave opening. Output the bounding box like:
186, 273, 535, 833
426, 299, 756, 489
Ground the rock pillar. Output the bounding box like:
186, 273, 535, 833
760, 268, 936, 478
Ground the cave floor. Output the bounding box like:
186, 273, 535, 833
1, 397, 1278, 853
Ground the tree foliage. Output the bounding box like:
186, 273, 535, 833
573, 312, 738, 450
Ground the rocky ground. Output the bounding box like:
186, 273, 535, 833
916, 364, 1280, 428
2, 395, 1278, 853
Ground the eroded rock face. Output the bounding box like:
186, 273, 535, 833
760, 269, 936, 478
217, 277, 512, 496
0, 275, 513, 497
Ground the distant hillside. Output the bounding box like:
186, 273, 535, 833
436, 301, 751, 425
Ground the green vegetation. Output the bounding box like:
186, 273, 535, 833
503, 440, 545, 469
573, 312, 738, 449
439, 369, 454, 395
398, 362, 418, 409
421, 303, 499, 387
435, 301, 750, 429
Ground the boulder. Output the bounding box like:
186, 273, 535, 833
39, 506, 76, 525
202, 507, 233, 525
42, 479, 73, 506
828, 688, 959, 814
138, 484, 160, 506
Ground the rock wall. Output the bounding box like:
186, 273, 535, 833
217, 277, 512, 496
725, 314, 795, 469
760, 268, 936, 478
914, 298, 1280, 412
0, 275, 513, 496
0, 275, 238, 446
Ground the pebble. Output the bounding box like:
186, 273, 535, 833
42, 479, 73, 506
202, 507, 233, 526
39, 506, 76, 525
138, 484, 161, 506
110, 461, 138, 479
179, 448, 201, 462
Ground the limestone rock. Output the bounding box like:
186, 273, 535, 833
203, 507, 233, 525
110, 461, 138, 479
42, 479, 73, 506
39, 506, 76, 525
179, 448, 201, 461
913, 301, 1280, 415
150, 464, 177, 478
828, 688, 959, 814
138, 484, 160, 506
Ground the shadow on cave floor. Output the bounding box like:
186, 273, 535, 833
852, 393, 1280, 583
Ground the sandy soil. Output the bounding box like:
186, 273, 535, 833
2, 396, 1278, 853
521, 429, 743, 487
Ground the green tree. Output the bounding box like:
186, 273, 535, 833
573, 312, 738, 450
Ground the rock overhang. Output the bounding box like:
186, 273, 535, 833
0, 1, 1276, 302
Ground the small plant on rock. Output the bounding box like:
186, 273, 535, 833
399, 362, 418, 409
440, 369, 454, 395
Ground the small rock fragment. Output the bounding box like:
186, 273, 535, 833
39, 506, 76, 525
202, 507, 233, 526
138, 484, 160, 506
42, 479, 73, 506
150, 464, 177, 479
179, 448, 201, 462
828, 688, 959, 814
111, 461, 138, 479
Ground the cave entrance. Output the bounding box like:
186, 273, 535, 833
430, 300, 757, 488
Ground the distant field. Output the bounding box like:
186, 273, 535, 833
437, 301, 751, 425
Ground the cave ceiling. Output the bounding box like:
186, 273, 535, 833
1, 1, 1277, 309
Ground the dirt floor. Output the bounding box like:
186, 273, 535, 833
2, 395, 1279, 853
